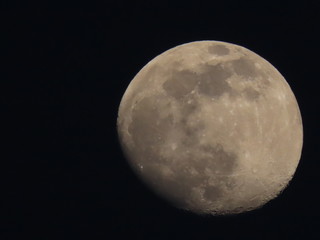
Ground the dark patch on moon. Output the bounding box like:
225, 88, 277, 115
180, 98, 198, 116
178, 100, 205, 147
182, 124, 206, 148
222, 176, 237, 190
199, 144, 238, 174
163, 64, 233, 100
180, 121, 205, 147
231, 57, 257, 78
208, 44, 230, 56
198, 64, 232, 98
128, 96, 173, 159
203, 186, 222, 201
163, 70, 198, 99
243, 87, 261, 100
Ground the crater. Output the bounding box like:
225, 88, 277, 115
208, 44, 230, 56
163, 70, 198, 99
198, 64, 232, 98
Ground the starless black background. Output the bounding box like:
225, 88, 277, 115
1, 1, 319, 239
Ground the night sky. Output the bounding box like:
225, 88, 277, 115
1, 1, 319, 239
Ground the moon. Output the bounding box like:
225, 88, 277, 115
117, 41, 303, 215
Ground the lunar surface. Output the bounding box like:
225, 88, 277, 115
117, 41, 303, 215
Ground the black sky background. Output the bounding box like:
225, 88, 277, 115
1, 1, 319, 239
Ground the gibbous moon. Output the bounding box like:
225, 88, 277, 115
117, 41, 303, 215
